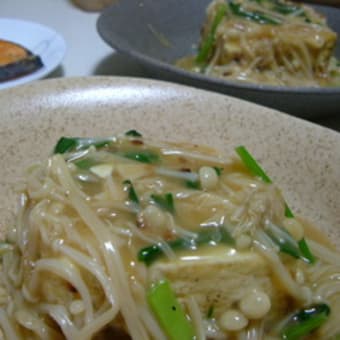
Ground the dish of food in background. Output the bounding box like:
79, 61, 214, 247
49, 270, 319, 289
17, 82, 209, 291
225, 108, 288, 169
0, 76, 339, 339
97, 0, 340, 118
71, 0, 117, 12
0, 39, 43, 82
177, 0, 340, 87
0, 18, 66, 90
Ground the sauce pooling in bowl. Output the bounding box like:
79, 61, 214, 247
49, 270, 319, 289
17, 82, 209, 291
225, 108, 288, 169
0, 131, 339, 339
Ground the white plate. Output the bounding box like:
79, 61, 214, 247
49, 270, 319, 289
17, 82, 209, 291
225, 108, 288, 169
0, 18, 66, 90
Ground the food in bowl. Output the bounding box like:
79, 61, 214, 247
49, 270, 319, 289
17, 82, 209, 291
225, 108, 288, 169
177, 0, 340, 87
0, 131, 339, 339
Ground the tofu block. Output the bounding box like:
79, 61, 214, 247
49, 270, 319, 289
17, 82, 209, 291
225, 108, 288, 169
148, 246, 288, 320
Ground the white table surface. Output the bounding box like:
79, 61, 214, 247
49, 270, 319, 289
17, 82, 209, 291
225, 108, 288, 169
1, 0, 339, 131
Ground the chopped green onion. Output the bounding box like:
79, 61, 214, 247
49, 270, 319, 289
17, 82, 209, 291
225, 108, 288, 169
272, 0, 302, 15
229, 2, 281, 25
186, 179, 201, 190
236, 146, 300, 230
151, 193, 175, 214
250, 0, 306, 17
271, 236, 300, 259
138, 226, 234, 266
265, 221, 301, 260
196, 3, 228, 64
285, 204, 294, 218
265, 222, 314, 264
54, 137, 112, 154
123, 180, 139, 206
298, 238, 316, 264
213, 166, 223, 176
281, 304, 330, 340
125, 129, 143, 137
74, 158, 97, 170
235, 145, 271, 183
147, 280, 195, 340
274, 5, 300, 15
235, 146, 314, 262
207, 305, 214, 319
54, 137, 77, 154
236, 146, 300, 219
123, 150, 160, 164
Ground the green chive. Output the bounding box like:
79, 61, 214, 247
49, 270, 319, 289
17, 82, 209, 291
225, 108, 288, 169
147, 280, 195, 340
125, 129, 143, 137
298, 238, 316, 264
213, 166, 223, 176
265, 222, 301, 260
186, 179, 201, 190
273, 0, 302, 15
235, 146, 317, 263
265, 221, 314, 264
229, 1, 281, 25
74, 158, 97, 170
123, 180, 139, 206
196, 3, 228, 64
54, 137, 112, 154
235, 146, 299, 219
281, 304, 330, 340
151, 193, 175, 214
235, 145, 271, 183
138, 226, 234, 266
123, 150, 160, 164
285, 204, 295, 218
207, 305, 215, 319
54, 137, 77, 154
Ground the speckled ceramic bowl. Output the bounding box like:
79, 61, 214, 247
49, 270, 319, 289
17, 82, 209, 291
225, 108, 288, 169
0, 77, 339, 249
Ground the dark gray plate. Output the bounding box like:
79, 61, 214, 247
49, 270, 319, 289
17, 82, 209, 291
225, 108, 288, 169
97, 0, 340, 118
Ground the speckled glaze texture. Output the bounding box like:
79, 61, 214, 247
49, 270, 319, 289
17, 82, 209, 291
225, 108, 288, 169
0, 77, 339, 249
